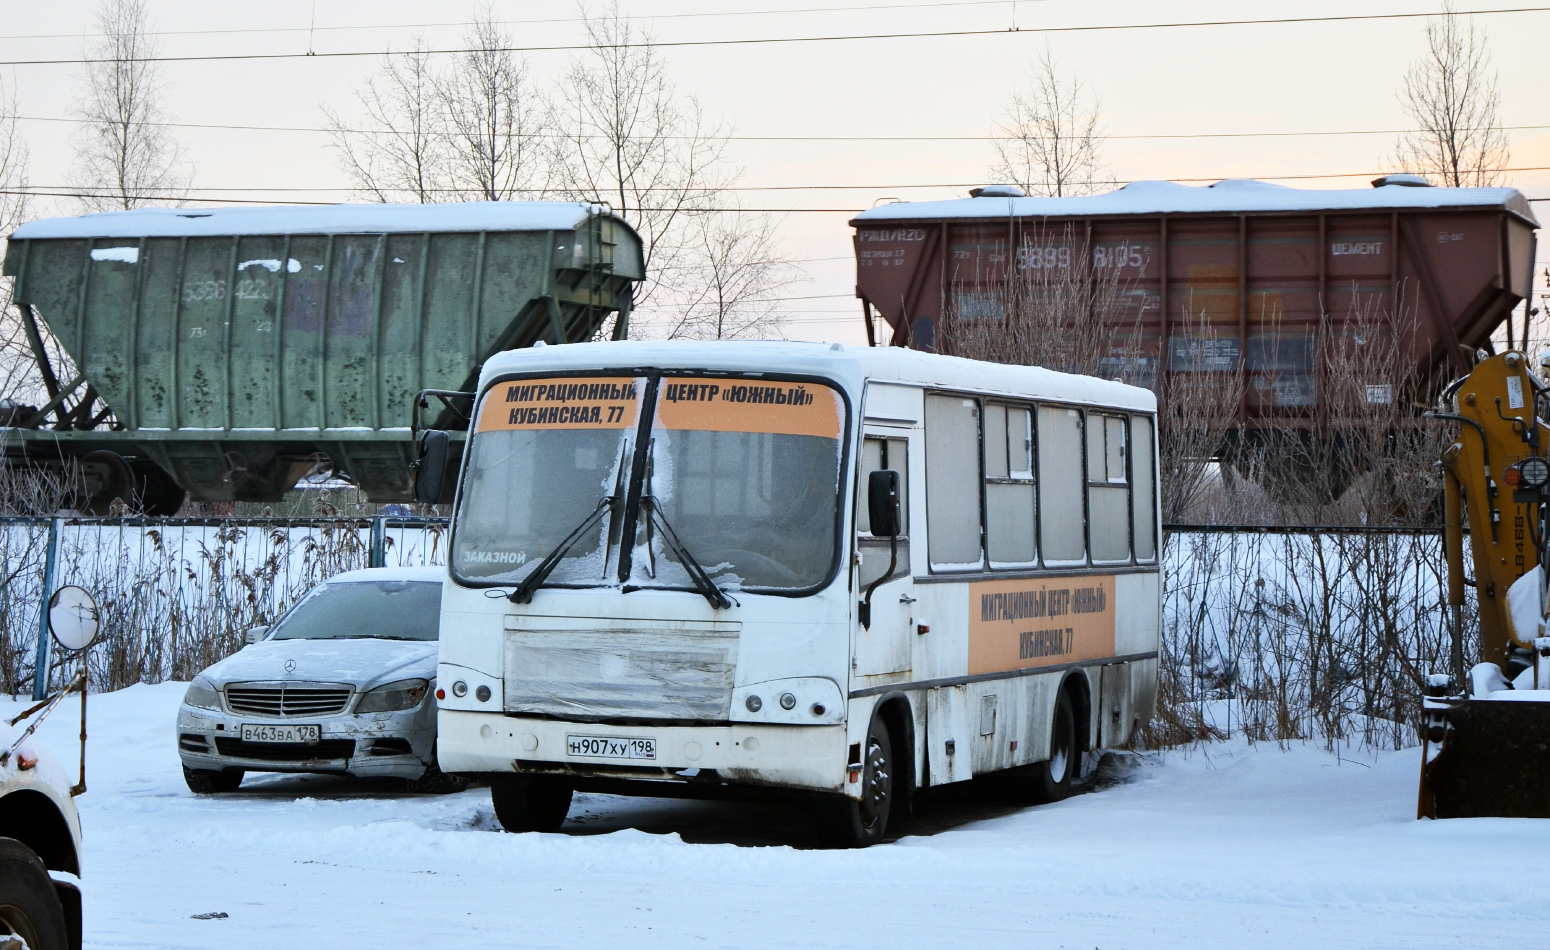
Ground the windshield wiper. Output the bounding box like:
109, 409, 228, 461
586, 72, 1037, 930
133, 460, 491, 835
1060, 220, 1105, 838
509, 496, 617, 604
638, 495, 733, 610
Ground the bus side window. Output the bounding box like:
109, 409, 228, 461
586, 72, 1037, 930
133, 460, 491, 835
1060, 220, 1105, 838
858, 436, 910, 587
1088, 412, 1131, 563
985, 404, 1036, 567
925, 394, 983, 571
1037, 405, 1085, 565
1131, 415, 1157, 561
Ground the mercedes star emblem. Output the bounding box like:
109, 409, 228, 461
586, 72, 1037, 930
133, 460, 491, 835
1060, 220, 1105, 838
284, 659, 296, 673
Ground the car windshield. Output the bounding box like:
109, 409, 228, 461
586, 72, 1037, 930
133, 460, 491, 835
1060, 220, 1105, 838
452, 376, 643, 585
450, 373, 846, 593
270, 581, 443, 641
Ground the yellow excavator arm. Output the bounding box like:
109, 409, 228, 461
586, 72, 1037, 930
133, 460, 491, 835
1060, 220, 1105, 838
1422, 350, 1550, 819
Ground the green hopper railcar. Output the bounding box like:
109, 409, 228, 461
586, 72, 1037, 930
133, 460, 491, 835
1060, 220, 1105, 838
1, 201, 644, 513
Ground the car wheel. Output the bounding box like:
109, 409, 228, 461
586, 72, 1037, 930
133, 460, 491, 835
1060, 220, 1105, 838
183, 766, 244, 794
819, 719, 893, 848
0, 837, 70, 950
490, 777, 572, 832
409, 745, 469, 795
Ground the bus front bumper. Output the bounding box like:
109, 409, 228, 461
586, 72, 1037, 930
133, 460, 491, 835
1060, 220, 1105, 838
438, 709, 851, 794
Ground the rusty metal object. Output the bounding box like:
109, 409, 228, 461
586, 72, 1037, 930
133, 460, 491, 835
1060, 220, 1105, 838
1419, 698, 1550, 819
851, 180, 1538, 425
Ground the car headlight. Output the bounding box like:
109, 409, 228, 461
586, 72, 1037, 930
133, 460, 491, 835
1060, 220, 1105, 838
183, 675, 221, 710
357, 678, 429, 713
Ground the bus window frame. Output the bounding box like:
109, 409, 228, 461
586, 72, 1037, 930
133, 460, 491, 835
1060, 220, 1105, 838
445, 367, 854, 599
921, 386, 1160, 581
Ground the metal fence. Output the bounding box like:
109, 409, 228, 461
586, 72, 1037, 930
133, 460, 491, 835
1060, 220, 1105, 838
6, 518, 1462, 751
3, 516, 448, 699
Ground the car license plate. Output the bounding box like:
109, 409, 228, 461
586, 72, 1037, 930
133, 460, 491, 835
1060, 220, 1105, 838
566, 735, 656, 760
240, 723, 320, 744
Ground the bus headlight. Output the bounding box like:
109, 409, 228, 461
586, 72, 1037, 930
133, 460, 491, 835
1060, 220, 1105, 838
745, 695, 763, 712
779, 692, 797, 710
358, 678, 429, 713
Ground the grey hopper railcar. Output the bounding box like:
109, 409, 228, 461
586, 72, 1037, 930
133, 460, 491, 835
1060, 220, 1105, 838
1, 201, 644, 512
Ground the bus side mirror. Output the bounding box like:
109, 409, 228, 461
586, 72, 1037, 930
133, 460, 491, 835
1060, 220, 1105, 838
413, 430, 450, 505
868, 470, 901, 538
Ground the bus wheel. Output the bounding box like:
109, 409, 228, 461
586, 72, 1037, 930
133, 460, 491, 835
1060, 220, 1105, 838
0, 837, 71, 950
1028, 689, 1079, 803
820, 720, 893, 848
491, 777, 572, 833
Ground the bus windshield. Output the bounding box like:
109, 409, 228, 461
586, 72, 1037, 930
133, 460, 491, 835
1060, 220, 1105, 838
452, 376, 643, 586
450, 373, 847, 594
632, 377, 845, 592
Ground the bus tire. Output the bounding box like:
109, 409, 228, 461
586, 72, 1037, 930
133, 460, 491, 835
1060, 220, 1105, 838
183, 766, 244, 794
0, 837, 70, 950
491, 777, 572, 833
1029, 689, 1079, 803
819, 719, 893, 848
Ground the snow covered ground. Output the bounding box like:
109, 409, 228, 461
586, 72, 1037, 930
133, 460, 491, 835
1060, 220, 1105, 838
12, 683, 1550, 949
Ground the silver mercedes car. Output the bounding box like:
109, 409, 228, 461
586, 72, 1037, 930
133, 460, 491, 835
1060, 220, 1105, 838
175, 566, 463, 794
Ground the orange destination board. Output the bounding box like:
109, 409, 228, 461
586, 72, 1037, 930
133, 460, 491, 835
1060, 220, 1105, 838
655, 377, 844, 439
968, 575, 1116, 675
476, 376, 643, 432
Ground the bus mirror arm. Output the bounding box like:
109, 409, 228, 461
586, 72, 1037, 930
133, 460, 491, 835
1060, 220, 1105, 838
860, 470, 902, 629
859, 536, 896, 630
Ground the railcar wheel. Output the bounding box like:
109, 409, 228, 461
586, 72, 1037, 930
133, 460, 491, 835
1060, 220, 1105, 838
183, 766, 244, 794
78, 450, 133, 516
490, 777, 572, 832
820, 718, 893, 848
0, 837, 70, 950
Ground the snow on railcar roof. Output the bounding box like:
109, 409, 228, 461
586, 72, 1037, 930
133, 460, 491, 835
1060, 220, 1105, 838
852, 178, 1539, 226
477, 339, 1156, 413
11, 201, 616, 239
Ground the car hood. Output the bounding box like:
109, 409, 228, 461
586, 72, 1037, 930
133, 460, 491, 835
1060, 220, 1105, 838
201, 637, 437, 689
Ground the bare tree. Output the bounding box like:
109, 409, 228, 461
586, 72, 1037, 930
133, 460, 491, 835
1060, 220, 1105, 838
324, 12, 546, 204
70, 0, 192, 210
1394, 1, 1509, 187
550, 1, 731, 316
323, 38, 451, 204
437, 10, 549, 201
0, 77, 37, 406
663, 204, 803, 340
990, 45, 1109, 198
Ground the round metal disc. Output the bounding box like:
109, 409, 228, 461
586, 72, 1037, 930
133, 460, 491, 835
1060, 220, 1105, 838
48, 585, 100, 651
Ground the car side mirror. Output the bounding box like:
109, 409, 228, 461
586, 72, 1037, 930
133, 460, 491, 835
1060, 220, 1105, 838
244, 625, 269, 646
867, 469, 901, 538
413, 429, 449, 505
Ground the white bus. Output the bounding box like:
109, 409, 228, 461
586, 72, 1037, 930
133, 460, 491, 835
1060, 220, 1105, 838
429, 340, 1160, 847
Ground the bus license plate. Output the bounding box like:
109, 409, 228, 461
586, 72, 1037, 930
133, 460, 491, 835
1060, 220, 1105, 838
240, 723, 321, 744
566, 735, 656, 760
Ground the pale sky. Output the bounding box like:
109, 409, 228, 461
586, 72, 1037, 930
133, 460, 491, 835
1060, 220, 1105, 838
3, 0, 1547, 345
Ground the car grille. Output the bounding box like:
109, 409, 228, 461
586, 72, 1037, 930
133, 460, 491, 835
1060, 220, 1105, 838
225, 684, 353, 717
213, 737, 357, 761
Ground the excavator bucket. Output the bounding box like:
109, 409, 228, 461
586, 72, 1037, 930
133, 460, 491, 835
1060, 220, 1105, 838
1419, 700, 1550, 818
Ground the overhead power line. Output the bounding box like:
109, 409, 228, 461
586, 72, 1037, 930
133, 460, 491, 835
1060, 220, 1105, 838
19, 167, 1550, 197
0, 1, 1034, 42
1, 6, 1548, 67
11, 113, 1550, 143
